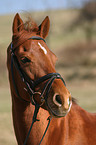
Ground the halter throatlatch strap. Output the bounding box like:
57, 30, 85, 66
23, 104, 40, 145
23, 104, 52, 145
10, 36, 66, 145
39, 116, 52, 145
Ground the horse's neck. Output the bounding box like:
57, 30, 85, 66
12, 96, 82, 145
12, 95, 96, 145
12, 95, 50, 145
66, 103, 96, 145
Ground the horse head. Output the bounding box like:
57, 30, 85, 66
9, 13, 72, 117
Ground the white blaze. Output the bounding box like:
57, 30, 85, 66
67, 98, 70, 105
38, 42, 47, 55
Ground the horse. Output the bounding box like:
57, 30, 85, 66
7, 13, 96, 145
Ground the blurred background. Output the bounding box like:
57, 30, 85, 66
0, 0, 96, 144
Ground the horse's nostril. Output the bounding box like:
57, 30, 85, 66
53, 94, 62, 107
56, 95, 62, 105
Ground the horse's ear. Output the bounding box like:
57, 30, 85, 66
12, 13, 24, 33
38, 16, 50, 38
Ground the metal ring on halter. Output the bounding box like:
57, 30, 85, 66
31, 92, 45, 107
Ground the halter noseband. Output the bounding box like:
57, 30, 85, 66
10, 36, 66, 145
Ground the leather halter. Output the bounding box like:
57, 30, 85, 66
10, 36, 66, 145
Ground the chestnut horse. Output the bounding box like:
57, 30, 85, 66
7, 13, 96, 145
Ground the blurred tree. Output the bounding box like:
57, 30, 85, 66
69, 0, 96, 42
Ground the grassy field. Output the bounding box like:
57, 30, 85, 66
0, 9, 96, 144
0, 87, 16, 145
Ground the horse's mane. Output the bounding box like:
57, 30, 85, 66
24, 17, 39, 32
72, 97, 77, 104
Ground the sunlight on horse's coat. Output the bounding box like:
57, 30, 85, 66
38, 42, 47, 54
7, 13, 96, 145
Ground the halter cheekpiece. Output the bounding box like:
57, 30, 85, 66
10, 36, 66, 145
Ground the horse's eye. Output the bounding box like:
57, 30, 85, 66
21, 57, 31, 64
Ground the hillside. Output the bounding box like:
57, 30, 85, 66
0, 9, 96, 86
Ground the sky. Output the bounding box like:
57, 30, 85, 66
0, 0, 89, 15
